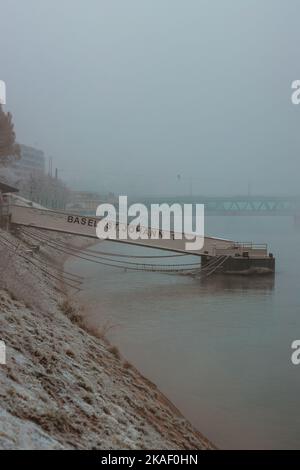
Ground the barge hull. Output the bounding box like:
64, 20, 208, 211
202, 256, 275, 275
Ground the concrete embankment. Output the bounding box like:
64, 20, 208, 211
0, 227, 213, 450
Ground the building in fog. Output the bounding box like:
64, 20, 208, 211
10, 144, 69, 209
66, 191, 117, 214
13, 144, 45, 179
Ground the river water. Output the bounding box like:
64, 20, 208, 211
66, 216, 300, 449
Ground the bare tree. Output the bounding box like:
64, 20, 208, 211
0, 104, 20, 165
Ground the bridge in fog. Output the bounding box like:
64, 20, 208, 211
138, 195, 300, 216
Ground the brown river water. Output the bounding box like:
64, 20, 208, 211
66, 216, 300, 449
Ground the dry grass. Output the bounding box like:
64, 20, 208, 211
31, 410, 80, 436
123, 361, 132, 370
108, 345, 121, 360
59, 298, 121, 353
0, 247, 48, 312
59, 299, 85, 328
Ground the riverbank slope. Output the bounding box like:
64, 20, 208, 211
0, 227, 213, 449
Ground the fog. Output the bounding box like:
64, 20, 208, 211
1, 0, 300, 196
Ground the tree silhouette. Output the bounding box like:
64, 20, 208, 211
0, 104, 20, 165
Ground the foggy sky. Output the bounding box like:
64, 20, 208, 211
1, 0, 300, 196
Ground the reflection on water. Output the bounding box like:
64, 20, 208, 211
199, 274, 275, 293
66, 216, 300, 449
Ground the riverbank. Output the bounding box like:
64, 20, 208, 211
0, 227, 213, 449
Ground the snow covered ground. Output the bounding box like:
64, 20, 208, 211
0, 227, 212, 450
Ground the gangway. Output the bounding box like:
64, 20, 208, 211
7, 204, 275, 275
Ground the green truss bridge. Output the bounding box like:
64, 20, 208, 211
138, 195, 300, 217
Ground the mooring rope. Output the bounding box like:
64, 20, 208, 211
24, 227, 191, 259
199, 255, 229, 277
21, 228, 202, 270
7, 227, 230, 278
19, 228, 201, 275
0, 233, 81, 292
21, 227, 232, 276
